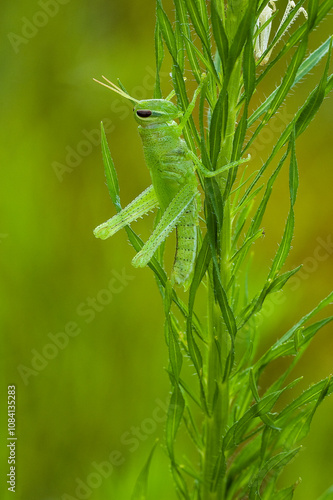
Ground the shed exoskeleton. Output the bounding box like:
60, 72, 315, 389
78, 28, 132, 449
255, 0, 308, 65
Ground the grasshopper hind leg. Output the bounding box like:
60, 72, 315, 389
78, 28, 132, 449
132, 183, 196, 270
172, 194, 200, 290
94, 185, 158, 240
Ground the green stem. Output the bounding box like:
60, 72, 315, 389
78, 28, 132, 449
202, 278, 224, 500
202, 34, 243, 500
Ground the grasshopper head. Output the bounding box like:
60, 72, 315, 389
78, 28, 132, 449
133, 100, 182, 126
93, 76, 182, 127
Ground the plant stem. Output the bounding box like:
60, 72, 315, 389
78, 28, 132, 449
202, 47, 243, 499
202, 280, 224, 500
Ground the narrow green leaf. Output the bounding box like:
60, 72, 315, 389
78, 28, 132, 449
196, 0, 209, 32
235, 377, 302, 447
308, 0, 319, 29
260, 426, 272, 464
227, 1, 257, 78
223, 104, 250, 196
247, 152, 287, 236
223, 350, 235, 382
277, 377, 333, 422
231, 228, 264, 264
240, 266, 302, 326
174, 0, 201, 83
242, 70, 333, 204
251, 37, 308, 149
178, 377, 202, 409
211, 0, 229, 74
231, 102, 248, 161
256, 317, 333, 373
249, 448, 301, 500
249, 368, 281, 430
267, 131, 298, 280
156, 0, 177, 60
249, 367, 260, 402
171, 465, 191, 499
199, 81, 209, 146
184, 0, 211, 52
325, 74, 333, 93
209, 90, 228, 168
213, 267, 237, 339
188, 233, 211, 314
186, 231, 205, 378
231, 199, 251, 235
234, 185, 264, 219
243, 34, 256, 101
266, 266, 302, 295
205, 176, 224, 232
231, 208, 256, 273
226, 436, 262, 492
165, 281, 183, 382
273, 291, 333, 348
224, 390, 283, 450
166, 386, 185, 459
211, 449, 227, 493
169, 330, 183, 382
164, 279, 173, 323
186, 315, 203, 376
289, 129, 298, 205
154, 20, 164, 99
318, 486, 333, 500
269, 211, 295, 279
131, 441, 158, 500
295, 40, 332, 137
283, 378, 331, 445
100, 122, 121, 211
183, 35, 221, 84
183, 406, 203, 449
273, 484, 297, 500
175, 9, 185, 72
248, 37, 332, 126
205, 187, 238, 342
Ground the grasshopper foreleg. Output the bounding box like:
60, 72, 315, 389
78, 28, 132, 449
178, 74, 207, 132
187, 150, 250, 178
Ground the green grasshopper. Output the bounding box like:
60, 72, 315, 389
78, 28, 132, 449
93, 76, 249, 288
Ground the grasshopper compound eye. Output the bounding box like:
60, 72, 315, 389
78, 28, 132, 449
137, 110, 152, 118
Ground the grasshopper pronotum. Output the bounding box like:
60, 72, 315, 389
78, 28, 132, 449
93, 76, 249, 288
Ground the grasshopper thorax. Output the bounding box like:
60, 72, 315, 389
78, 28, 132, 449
133, 100, 182, 127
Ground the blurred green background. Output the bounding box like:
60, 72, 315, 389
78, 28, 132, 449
1, 1, 332, 499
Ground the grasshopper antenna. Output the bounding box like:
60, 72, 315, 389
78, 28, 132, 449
93, 76, 139, 104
